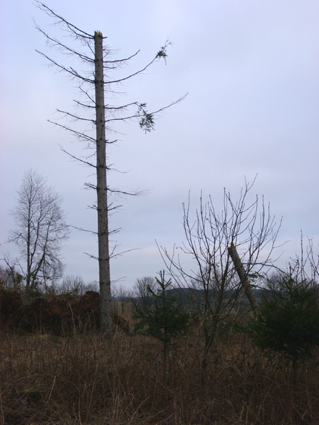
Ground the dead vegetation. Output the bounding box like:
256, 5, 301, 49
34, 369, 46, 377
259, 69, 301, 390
0, 288, 318, 424
0, 288, 130, 336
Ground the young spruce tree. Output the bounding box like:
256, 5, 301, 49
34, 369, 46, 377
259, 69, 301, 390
133, 271, 190, 380
242, 276, 319, 371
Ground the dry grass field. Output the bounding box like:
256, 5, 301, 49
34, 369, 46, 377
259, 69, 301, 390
0, 291, 319, 424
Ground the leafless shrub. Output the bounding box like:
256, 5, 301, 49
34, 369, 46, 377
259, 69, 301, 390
159, 178, 282, 373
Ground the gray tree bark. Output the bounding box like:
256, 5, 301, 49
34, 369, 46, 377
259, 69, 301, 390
228, 242, 259, 316
35, 4, 182, 339
94, 31, 113, 338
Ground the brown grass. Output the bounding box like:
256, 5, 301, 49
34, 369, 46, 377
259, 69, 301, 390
0, 295, 318, 424
1, 322, 319, 425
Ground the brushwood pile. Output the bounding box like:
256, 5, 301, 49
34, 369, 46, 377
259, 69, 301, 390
0, 288, 130, 335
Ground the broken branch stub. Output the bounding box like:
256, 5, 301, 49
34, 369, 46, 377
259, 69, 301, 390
228, 242, 258, 316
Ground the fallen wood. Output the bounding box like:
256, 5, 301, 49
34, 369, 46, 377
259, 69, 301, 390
228, 242, 258, 316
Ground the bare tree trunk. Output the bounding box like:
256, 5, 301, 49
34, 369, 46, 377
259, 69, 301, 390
94, 31, 113, 338
35, 5, 182, 338
228, 242, 258, 316
27, 216, 31, 288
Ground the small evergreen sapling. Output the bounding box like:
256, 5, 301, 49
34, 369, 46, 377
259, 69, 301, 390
133, 271, 190, 379
242, 277, 319, 370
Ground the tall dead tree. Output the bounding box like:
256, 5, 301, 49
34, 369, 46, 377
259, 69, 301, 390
35, 2, 184, 338
94, 31, 112, 334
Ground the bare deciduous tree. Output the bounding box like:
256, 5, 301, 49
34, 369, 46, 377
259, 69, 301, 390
133, 276, 157, 307
35, 2, 184, 338
280, 232, 319, 284
159, 178, 281, 373
9, 169, 69, 290
56, 275, 98, 296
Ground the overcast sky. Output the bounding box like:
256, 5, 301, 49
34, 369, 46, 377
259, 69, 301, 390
1, 0, 318, 290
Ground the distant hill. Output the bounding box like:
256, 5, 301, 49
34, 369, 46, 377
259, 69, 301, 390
113, 287, 270, 305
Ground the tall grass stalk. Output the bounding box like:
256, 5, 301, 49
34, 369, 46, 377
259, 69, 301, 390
0, 327, 318, 424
